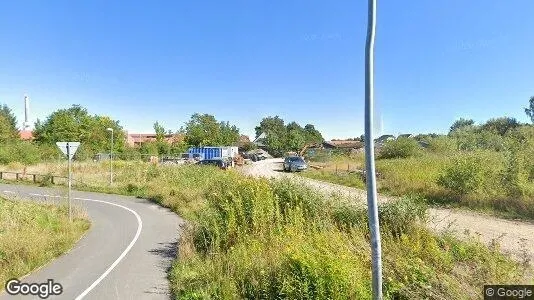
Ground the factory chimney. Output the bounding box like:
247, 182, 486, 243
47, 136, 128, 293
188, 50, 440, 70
23, 94, 30, 130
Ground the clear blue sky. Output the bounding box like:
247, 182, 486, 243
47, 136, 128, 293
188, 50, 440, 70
1, 0, 533, 140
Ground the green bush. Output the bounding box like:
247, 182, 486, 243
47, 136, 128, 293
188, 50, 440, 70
39, 173, 54, 187
0, 141, 41, 165
501, 148, 532, 197
437, 154, 486, 195
332, 197, 427, 237
427, 136, 456, 153
37, 143, 62, 161
378, 138, 422, 159
452, 127, 506, 151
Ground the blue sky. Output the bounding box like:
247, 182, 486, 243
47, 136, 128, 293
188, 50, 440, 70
1, 0, 533, 140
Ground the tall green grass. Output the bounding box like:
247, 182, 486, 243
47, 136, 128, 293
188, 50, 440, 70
303, 149, 534, 220
170, 176, 528, 299
2, 162, 531, 298
0, 197, 90, 288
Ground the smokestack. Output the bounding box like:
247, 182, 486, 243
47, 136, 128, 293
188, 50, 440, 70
23, 94, 30, 130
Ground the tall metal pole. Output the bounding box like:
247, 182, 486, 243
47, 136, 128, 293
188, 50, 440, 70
110, 130, 114, 184
364, 0, 382, 298
67, 143, 72, 222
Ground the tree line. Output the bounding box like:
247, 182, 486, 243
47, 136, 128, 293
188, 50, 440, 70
0, 103, 325, 164
254, 116, 324, 157
1, 96, 533, 165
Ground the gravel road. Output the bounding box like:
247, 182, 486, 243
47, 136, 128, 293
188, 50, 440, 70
241, 158, 534, 263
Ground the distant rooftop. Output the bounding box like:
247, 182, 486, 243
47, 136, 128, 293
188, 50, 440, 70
19, 130, 34, 141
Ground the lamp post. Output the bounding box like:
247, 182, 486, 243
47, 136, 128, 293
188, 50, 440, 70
106, 128, 114, 184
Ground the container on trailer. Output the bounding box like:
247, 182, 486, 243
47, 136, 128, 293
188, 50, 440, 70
188, 147, 223, 160
220, 146, 239, 158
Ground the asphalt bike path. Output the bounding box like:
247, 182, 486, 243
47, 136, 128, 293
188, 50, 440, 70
0, 183, 182, 300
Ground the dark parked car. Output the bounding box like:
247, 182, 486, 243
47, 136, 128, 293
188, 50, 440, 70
283, 156, 307, 172
197, 158, 227, 169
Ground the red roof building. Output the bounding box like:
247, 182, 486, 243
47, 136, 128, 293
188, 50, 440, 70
19, 130, 34, 141
126, 133, 184, 147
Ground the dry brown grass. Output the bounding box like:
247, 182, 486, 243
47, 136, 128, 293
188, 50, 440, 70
0, 196, 89, 289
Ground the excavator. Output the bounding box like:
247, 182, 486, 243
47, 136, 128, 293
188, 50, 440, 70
285, 143, 320, 159
298, 143, 320, 158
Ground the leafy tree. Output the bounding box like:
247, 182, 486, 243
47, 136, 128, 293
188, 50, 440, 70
449, 118, 475, 134
139, 141, 159, 156
255, 116, 287, 156
287, 128, 306, 151
255, 117, 324, 156
33, 105, 126, 159
218, 121, 240, 146
0, 104, 17, 131
303, 124, 324, 144
0, 114, 17, 143
152, 121, 174, 155
0, 104, 18, 142
285, 122, 305, 151
169, 140, 189, 155
185, 114, 220, 146
255, 116, 286, 139
286, 121, 302, 132
481, 117, 520, 136
184, 113, 240, 146
525, 96, 534, 124
154, 121, 166, 143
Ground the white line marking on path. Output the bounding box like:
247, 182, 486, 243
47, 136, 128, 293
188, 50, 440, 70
3, 190, 143, 300
73, 197, 143, 300
29, 193, 62, 198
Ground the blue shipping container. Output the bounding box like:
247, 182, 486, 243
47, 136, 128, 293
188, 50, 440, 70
188, 147, 223, 160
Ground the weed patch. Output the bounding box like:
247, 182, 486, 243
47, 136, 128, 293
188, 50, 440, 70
0, 197, 89, 289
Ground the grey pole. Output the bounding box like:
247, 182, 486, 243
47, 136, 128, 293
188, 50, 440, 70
67, 143, 72, 222
107, 128, 114, 184
111, 130, 114, 184
364, 0, 382, 298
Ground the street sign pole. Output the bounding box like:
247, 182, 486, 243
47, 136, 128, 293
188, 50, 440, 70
364, 0, 383, 298
67, 143, 72, 222
56, 142, 80, 223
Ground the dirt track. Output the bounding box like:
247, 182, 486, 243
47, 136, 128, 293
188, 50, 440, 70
241, 158, 534, 263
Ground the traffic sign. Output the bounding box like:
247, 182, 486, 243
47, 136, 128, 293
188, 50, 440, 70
56, 142, 81, 160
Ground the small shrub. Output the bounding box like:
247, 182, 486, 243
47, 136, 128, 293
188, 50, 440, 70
379, 196, 427, 237
332, 197, 427, 237
39, 173, 54, 187
0, 141, 41, 165
378, 138, 422, 159
437, 154, 485, 195
501, 148, 532, 197
427, 136, 456, 153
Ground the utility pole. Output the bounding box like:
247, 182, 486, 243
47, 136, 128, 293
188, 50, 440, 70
364, 0, 383, 299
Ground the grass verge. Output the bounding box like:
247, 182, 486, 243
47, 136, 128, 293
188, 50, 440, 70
0, 197, 90, 289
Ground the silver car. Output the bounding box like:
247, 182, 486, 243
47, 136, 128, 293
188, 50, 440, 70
283, 156, 307, 172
